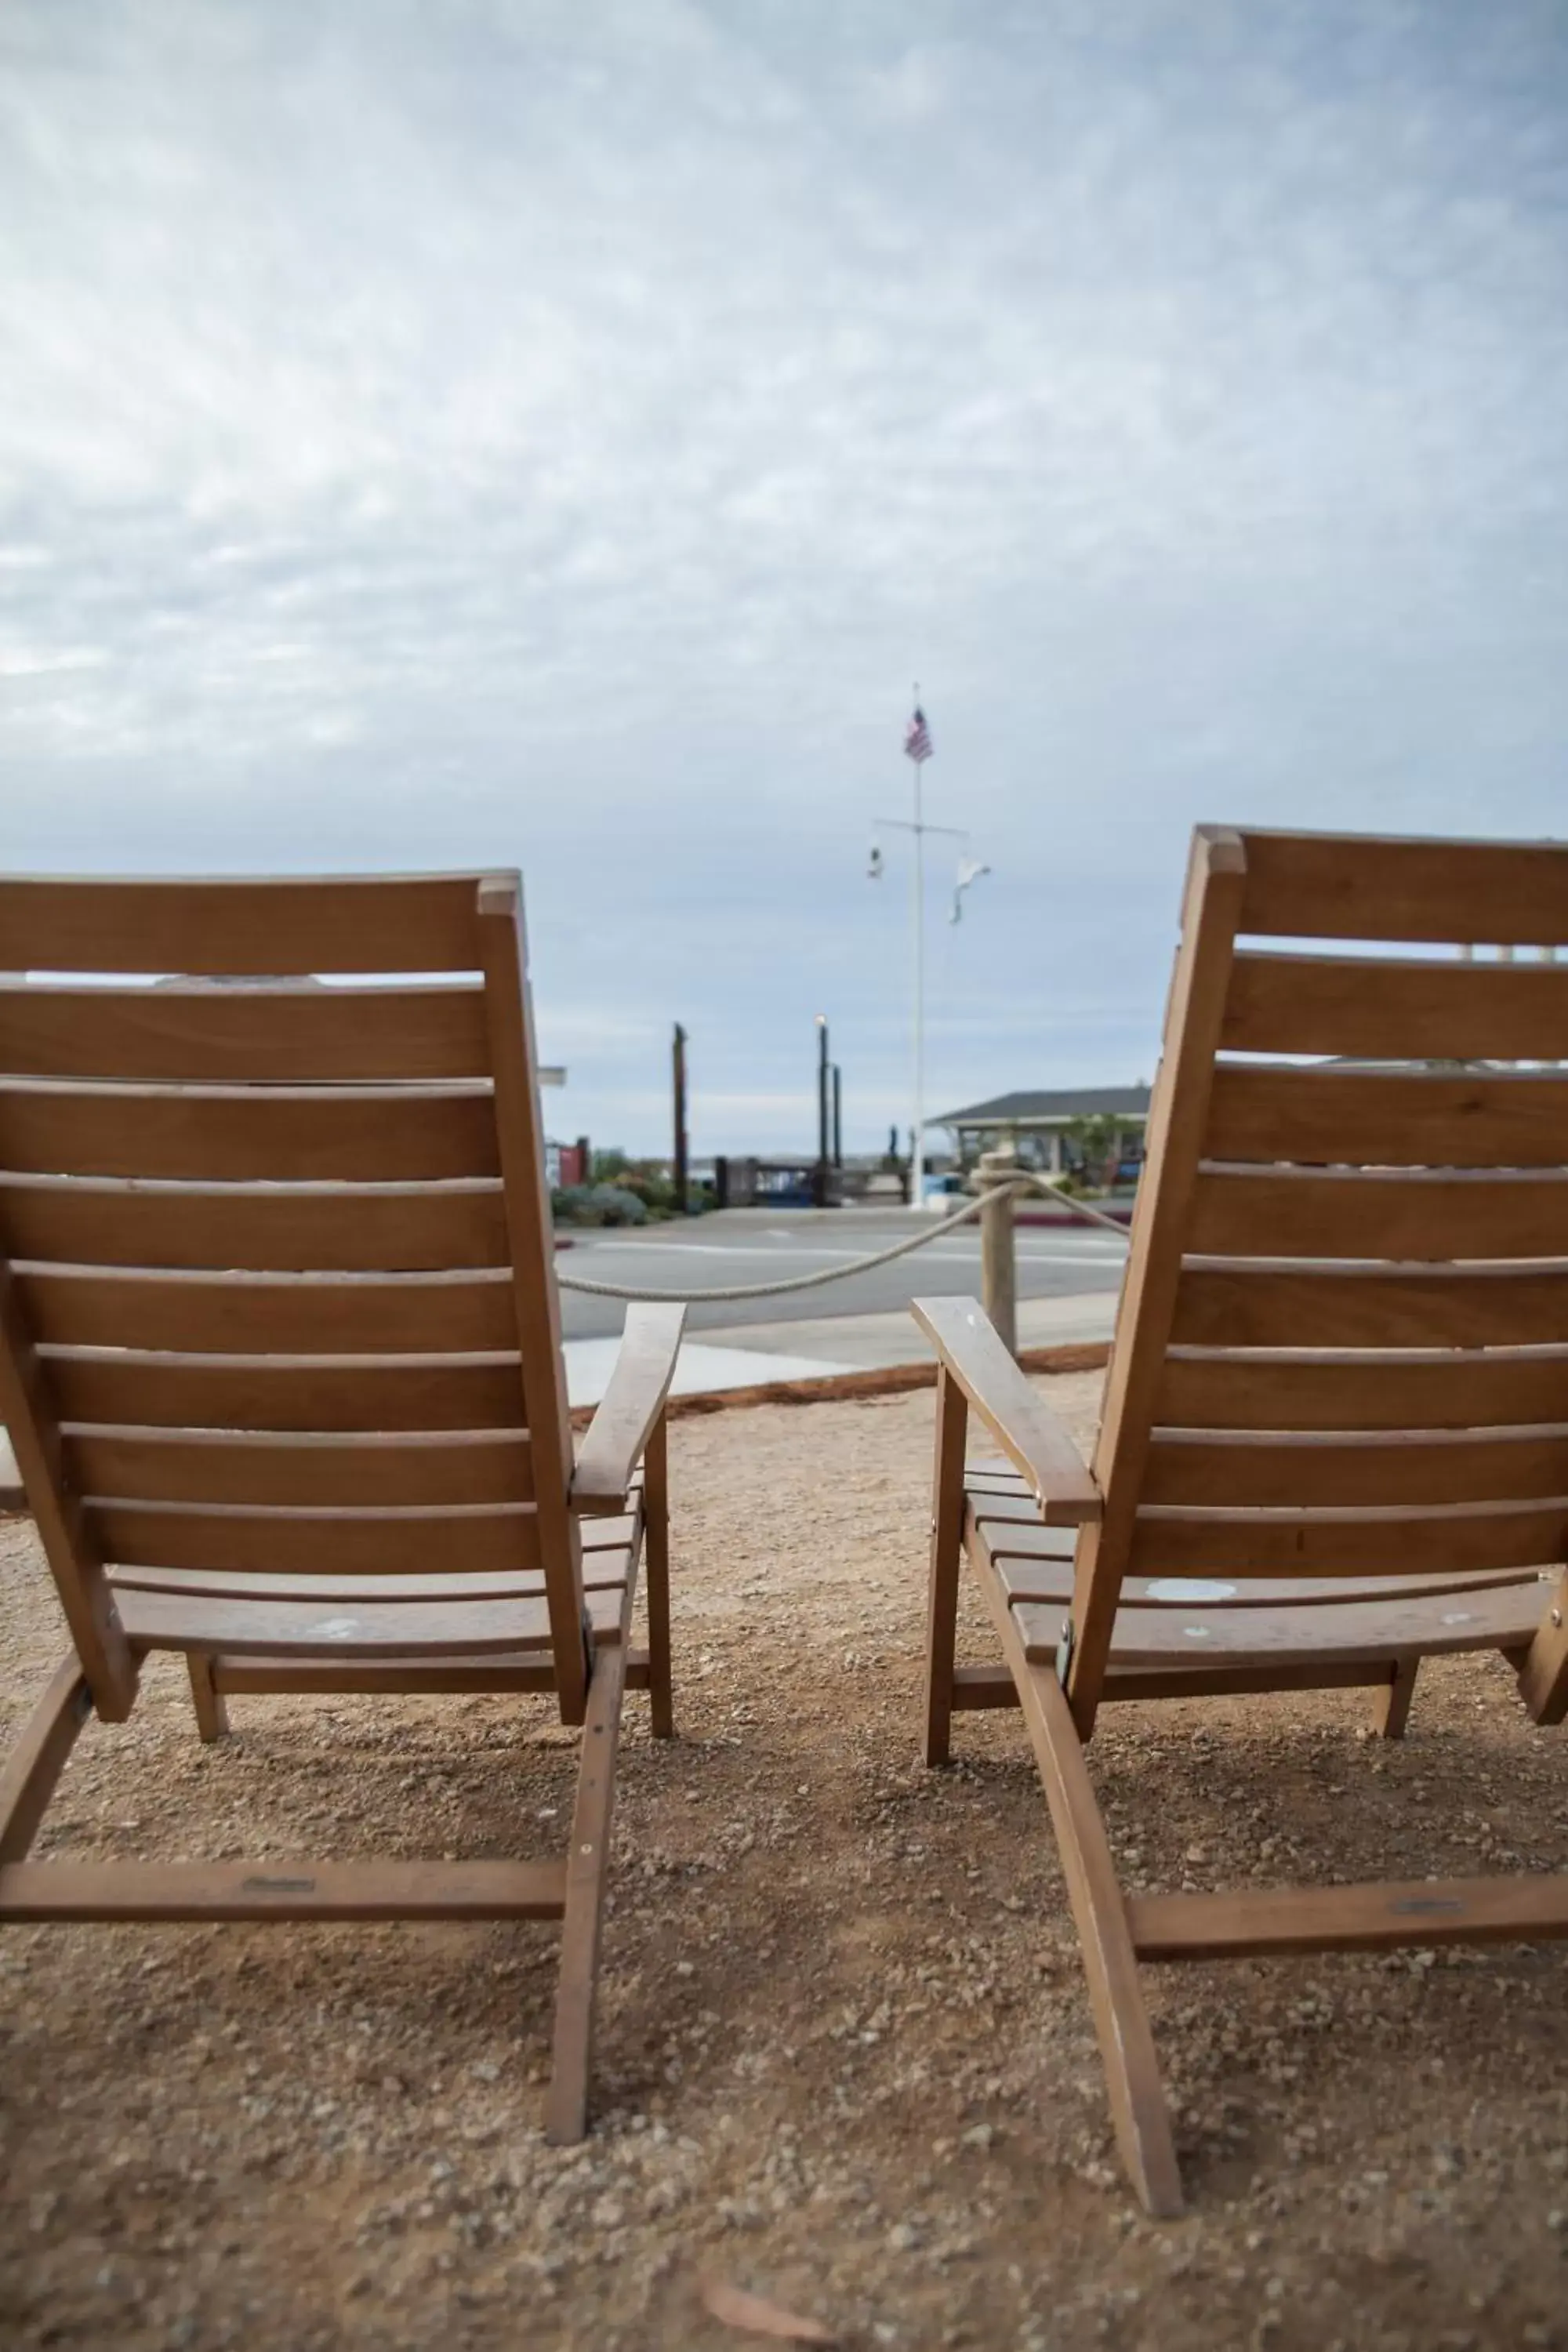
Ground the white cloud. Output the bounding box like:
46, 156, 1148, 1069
2, 0, 1566, 1148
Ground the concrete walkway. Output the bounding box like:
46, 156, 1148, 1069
563, 1287, 1117, 1404
561, 1334, 848, 1406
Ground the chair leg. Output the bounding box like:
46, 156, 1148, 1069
1, 1659, 94, 1866
924, 1368, 970, 1768
187, 1654, 229, 1744
1370, 1657, 1417, 1740
545, 1633, 630, 2143
642, 1415, 674, 1740
1019, 1657, 1185, 2216
971, 1548, 1183, 2216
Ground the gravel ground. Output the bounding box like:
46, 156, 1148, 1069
2, 1370, 1567, 2351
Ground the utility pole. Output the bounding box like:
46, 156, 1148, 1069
672, 1022, 688, 1214
815, 1015, 830, 1204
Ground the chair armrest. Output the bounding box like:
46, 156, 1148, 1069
911, 1295, 1102, 1527
570, 1302, 687, 1515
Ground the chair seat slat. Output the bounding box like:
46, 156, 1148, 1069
114, 1580, 623, 1654
1014, 1575, 1550, 1666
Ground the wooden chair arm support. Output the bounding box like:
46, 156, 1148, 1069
912, 1295, 1102, 1527
570, 1302, 686, 1515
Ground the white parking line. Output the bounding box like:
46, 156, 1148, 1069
906, 1243, 1127, 1263
572, 1239, 850, 1258
567, 1239, 1126, 1269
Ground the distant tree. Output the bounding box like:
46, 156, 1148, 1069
1064, 1113, 1120, 1189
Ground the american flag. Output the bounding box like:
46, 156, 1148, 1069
904, 706, 932, 764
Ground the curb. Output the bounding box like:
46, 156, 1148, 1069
567, 1338, 1112, 1428
1014, 1207, 1133, 1229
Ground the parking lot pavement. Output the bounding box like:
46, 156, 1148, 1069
556, 1207, 1127, 1342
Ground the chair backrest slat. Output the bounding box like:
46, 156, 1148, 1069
1236, 829, 1568, 945
0, 1174, 513, 1271
16, 1266, 517, 1354
0, 980, 491, 1082
42, 1348, 528, 1429
0, 873, 483, 974
1204, 1065, 1568, 1172
1155, 1344, 1568, 1432
0, 870, 587, 1718
0, 1079, 502, 1180
1223, 949, 1568, 1061
1070, 826, 1568, 1730
65, 1426, 533, 1508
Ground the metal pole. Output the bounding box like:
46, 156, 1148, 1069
815, 1014, 830, 1206
912, 752, 924, 1209
832, 1063, 843, 1168
672, 1023, 688, 1214
977, 1143, 1018, 1357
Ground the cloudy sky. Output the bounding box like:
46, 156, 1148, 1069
3, 2, 1566, 1156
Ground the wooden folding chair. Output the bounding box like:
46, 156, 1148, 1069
0, 872, 684, 2140
916, 826, 1568, 2215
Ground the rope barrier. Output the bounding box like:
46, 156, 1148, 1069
554, 1171, 1131, 1304
1010, 1168, 1136, 1240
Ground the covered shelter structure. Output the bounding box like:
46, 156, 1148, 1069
934, 1084, 1152, 1178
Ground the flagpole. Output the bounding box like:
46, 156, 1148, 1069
911, 739, 925, 1210
877, 697, 982, 1207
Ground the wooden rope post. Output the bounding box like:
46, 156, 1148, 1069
977, 1146, 1018, 1359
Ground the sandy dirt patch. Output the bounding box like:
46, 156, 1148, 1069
2, 1371, 1566, 2350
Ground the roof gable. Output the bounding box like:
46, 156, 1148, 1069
935, 1083, 1152, 1126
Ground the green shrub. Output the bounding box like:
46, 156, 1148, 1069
561, 1158, 713, 1221
615, 1171, 675, 1215
588, 1183, 648, 1225
552, 1182, 649, 1228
